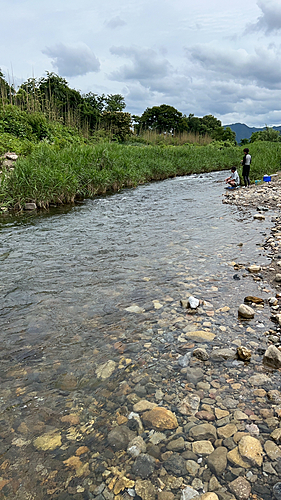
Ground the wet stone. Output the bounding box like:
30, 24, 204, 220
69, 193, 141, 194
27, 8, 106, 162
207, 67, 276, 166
228, 476, 251, 500
273, 482, 281, 500
107, 425, 136, 450
135, 479, 157, 500
164, 453, 188, 476
207, 447, 228, 475
183, 368, 204, 385
181, 485, 200, 499
132, 453, 156, 478
189, 424, 217, 443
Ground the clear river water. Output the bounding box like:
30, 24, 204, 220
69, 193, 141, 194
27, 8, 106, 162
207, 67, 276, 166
0, 171, 276, 499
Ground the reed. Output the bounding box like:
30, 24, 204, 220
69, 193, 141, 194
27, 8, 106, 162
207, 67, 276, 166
0, 142, 240, 209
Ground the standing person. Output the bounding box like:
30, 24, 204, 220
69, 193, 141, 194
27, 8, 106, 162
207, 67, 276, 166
225, 166, 240, 188
241, 147, 251, 187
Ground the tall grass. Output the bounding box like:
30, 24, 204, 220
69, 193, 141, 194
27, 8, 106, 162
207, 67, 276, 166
127, 130, 213, 146
1, 141, 280, 210
244, 142, 281, 180
0, 142, 240, 209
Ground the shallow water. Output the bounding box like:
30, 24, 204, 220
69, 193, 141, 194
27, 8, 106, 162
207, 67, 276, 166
0, 171, 276, 498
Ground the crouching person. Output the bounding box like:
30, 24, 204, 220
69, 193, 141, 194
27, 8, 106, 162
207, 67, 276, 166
225, 166, 240, 188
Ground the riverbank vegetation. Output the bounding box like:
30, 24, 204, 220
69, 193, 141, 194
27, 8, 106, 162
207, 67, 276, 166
1, 70, 281, 211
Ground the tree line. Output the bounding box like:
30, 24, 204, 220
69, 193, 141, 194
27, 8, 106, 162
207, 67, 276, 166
2, 70, 279, 145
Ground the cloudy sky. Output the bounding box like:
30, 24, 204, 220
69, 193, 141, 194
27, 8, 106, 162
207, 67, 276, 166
1, 0, 281, 126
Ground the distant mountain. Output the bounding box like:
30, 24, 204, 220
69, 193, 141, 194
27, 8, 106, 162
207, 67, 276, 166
224, 122, 281, 145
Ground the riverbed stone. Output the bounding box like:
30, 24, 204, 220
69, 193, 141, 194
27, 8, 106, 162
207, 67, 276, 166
127, 436, 147, 457
237, 346, 251, 361
198, 494, 219, 500
273, 482, 281, 500
238, 304, 255, 319
133, 400, 158, 412
142, 407, 178, 430
178, 352, 192, 368
181, 486, 200, 499
217, 424, 237, 439
215, 409, 229, 420
193, 348, 209, 361
188, 296, 200, 309
207, 447, 228, 475
24, 202, 37, 210
184, 330, 216, 342
192, 440, 214, 456
135, 479, 157, 500
164, 453, 188, 476
247, 264, 261, 272
238, 435, 263, 466
264, 440, 281, 460
189, 423, 217, 443
184, 368, 204, 385
210, 348, 237, 361
96, 360, 116, 380
227, 447, 251, 468
132, 454, 156, 478
228, 477, 251, 500
33, 430, 62, 451
178, 394, 200, 416
158, 492, 175, 500
195, 411, 215, 422
263, 345, 281, 368
271, 428, 281, 443
167, 437, 185, 452
108, 425, 136, 450
248, 373, 270, 385
186, 460, 200, 476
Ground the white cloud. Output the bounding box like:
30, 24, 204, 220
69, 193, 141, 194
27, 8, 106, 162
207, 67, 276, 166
185, 43, 281, 89
247, 0, 281, 34
42, 42, 100, 77
109, 46, 172, 82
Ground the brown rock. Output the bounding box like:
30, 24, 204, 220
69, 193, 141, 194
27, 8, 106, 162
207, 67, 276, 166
238, 435, 263, 467
195, 411, 215, 421
142, 407, 178, 430
227, 447, 251, 469
135, 479, 157, 500
237, 346, 251, 361
229, 477, 251, 500
158, 492, 175, 500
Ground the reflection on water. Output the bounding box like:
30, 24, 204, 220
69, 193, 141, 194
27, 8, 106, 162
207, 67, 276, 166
0, 171, 275, 498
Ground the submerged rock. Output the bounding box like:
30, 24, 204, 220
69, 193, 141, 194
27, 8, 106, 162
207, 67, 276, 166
142, 407, 178, 430
263, 345, 281, 368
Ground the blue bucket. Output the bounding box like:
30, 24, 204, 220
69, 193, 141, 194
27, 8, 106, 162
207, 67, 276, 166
263, 175, 271, 182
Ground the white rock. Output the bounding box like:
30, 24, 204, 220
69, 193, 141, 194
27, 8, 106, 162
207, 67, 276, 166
181, 485, 200, 500
127, 436, 146, 457
238, 304, 255, 319
188, 296, 200, 309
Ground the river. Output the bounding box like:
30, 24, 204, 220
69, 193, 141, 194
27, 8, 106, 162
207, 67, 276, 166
0, 171, 277, 499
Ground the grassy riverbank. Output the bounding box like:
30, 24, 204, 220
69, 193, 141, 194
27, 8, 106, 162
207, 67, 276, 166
0, 141, 281, 210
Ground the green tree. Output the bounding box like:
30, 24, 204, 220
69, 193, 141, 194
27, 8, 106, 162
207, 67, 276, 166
250, 126, 280, 142
137, 104, 185, 133
0, 69, 14, 104
105, 94, 126, 112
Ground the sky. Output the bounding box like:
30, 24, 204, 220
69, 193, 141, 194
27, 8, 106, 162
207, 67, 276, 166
1, 0, 281, 127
